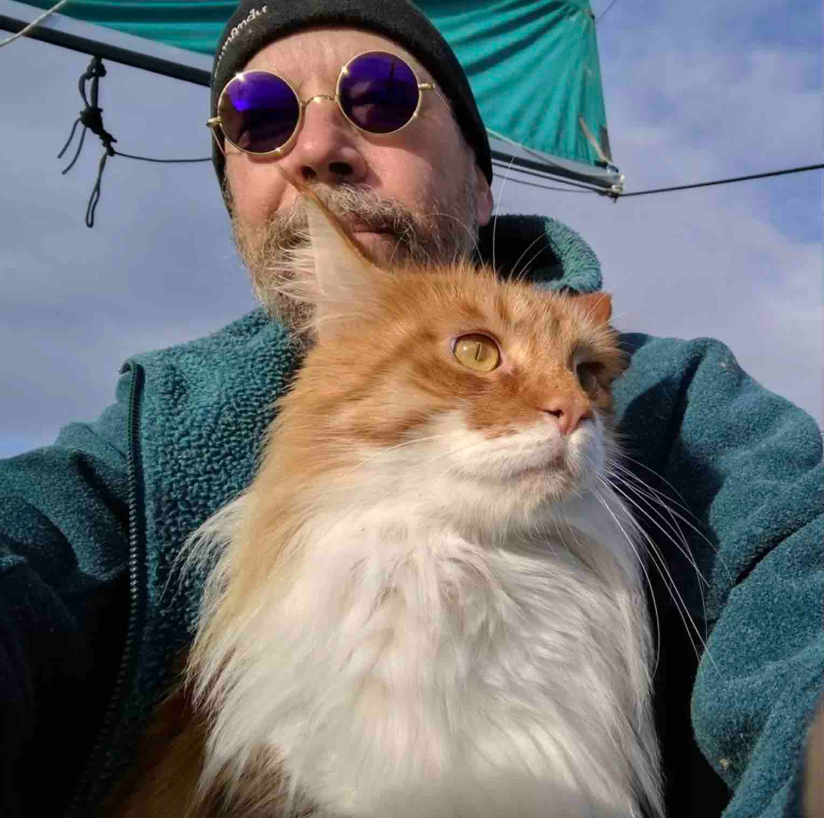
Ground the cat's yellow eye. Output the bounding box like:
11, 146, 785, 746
576, 361, 601, 394
453, 334, 501, 372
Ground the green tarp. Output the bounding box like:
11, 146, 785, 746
20, 0, 614, 174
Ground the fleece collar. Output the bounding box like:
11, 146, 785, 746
477, 213, 602, 294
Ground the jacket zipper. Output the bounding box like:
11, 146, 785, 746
65, 361, 146, 817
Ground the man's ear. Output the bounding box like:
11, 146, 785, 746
473, 164, 494, 228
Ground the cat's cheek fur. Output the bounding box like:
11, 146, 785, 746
427, 409, 610, 520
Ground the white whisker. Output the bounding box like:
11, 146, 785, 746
509, 230, 555, 285
606, 466, 711, 589
590, 484, 662, 677
597, 476, 717, 672
608, 461, 732, 582
491, 153, 518, 276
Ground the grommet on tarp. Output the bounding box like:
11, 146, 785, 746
58, 55, 118, 228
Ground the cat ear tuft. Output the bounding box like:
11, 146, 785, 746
301, 190, 384, 342
575, 292, 613, 325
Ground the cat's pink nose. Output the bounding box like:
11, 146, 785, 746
543, 398, 593, 435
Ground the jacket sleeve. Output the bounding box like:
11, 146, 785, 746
0, 370, 134, 815
615, 333, 823, 818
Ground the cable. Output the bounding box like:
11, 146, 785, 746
491, 159, 604, 193
615, 163, 824, 198
0, 0, 71, 48
113, 151, 210, 163
57, 55, 214, 226
494, 174, 594, 194
488, 128, 610, 176
496, 158, 824, 199
595, 0, 622, 25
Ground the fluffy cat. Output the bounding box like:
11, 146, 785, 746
112, 188, 663, 818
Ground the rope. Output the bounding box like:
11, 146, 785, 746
57, 56, 118, 227
52, 53, 213, 226
113, 152, 210, 163
0, 0, 71, 48
595, 0, 622, 25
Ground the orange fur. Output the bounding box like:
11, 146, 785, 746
106, 678, 309, 817
208, 260, 625, 627
109, 186, 637, 816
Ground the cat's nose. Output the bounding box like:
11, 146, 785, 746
543, 397, 593, 435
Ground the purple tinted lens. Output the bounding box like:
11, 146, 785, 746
220, 71, 300, 153
339, 52, 420, 134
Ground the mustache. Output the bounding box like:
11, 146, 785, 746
266, 185, 419, 248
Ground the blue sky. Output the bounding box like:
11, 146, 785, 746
1, 0, 821, 459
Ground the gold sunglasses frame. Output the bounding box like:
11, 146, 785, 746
206, 50, 448, 158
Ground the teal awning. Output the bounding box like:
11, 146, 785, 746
424, 0, 614, 173
7, 0, 620, 190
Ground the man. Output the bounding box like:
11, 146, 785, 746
0, 1, 821, 816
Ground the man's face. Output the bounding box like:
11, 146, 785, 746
222, 27, 494, 333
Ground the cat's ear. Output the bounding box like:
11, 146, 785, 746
575, 292, 613, 325
302, 190, 385, 342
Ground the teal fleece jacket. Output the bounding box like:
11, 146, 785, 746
1, 215, 821, 817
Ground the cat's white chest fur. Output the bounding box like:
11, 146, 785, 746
202, 503, 661, 818
186, 190, 664, 817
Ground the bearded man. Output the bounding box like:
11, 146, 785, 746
0, 1, 821, 816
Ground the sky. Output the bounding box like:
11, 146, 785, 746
1, 0, 822, 460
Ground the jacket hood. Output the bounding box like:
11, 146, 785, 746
477, 214, 602, 294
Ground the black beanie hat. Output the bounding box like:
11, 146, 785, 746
210, 0, 493, 190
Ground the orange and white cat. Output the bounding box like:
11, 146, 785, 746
114, 189, 663, 817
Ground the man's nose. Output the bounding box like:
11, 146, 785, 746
278, 96, 369, 185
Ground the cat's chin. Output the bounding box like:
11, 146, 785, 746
512, 468, 585, 500
435, 417, 607, 514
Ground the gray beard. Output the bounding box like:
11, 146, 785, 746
231, 182, 480, 342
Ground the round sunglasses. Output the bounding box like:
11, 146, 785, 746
207, 50, 448, 157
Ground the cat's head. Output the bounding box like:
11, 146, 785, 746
268, 187, 628, 532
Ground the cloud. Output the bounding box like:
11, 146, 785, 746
492, 7, 822, 425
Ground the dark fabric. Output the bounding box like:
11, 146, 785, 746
615, 332, 824, 817
210, 0, 493, 189
0, 411, 132, 816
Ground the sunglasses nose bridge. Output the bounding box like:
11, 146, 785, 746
304, 94, 337, 106
301, 93, 358, 136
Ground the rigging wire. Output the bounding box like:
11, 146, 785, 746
493, 158, 824, 198
614, 164, 824, 198
595, 0, 622, 25
491, 161, 596, 194
113, 151, 209, 164
67, 139, 824, 224
496, 176, 593, 194
491, 159, 602, 192
488, 127, 619, 179
0, 0, 70, 48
